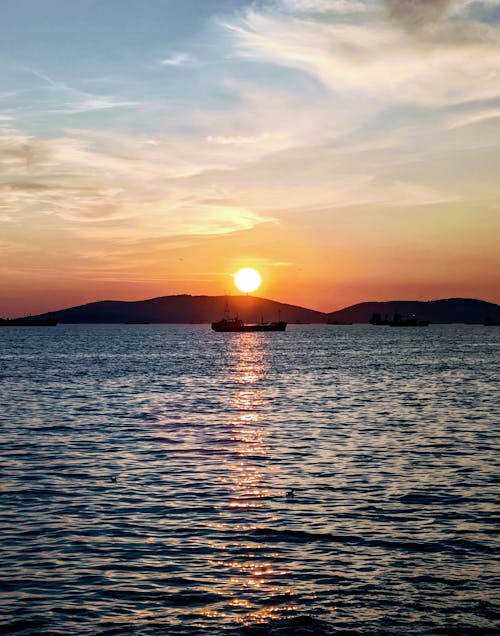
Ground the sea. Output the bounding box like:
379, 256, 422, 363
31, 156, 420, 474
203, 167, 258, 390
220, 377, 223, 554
0, 324, 498, 636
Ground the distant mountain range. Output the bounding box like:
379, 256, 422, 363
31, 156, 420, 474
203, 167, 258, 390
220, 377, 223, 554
29, 295, 500, 324
327, 298, 500, 324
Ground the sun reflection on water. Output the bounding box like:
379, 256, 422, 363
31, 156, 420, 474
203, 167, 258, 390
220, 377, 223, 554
206, 334, 296, 627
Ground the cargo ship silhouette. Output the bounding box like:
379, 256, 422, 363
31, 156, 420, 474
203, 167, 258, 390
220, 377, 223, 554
212, 304, 286, 332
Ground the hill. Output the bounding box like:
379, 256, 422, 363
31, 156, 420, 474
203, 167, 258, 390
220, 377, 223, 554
28, 295, 500, 325
327, 298, 500, 324
32, 295, 326, 324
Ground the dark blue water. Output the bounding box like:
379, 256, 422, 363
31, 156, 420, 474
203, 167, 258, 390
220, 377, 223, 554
0, 325, 498, 635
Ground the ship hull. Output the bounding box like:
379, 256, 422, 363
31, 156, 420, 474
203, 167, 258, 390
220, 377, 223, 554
389, 320, 430, 327
369, 313, 430, 327
370, 320, 430, 327
212, 321, 287, 332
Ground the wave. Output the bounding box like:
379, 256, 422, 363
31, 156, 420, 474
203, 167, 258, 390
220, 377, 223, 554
249, 527, 496, 554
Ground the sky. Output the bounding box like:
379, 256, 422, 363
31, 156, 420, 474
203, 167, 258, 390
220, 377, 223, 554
1, 0, 499, 316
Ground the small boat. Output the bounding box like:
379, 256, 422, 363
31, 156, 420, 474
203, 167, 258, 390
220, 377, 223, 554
0, 318, 58, 327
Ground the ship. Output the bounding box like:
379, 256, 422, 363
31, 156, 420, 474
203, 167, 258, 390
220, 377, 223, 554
484, 318, 500, 326
369, 312, 430, 327
327, 319, 353, 325
0, 317, 58, 327
211, 317, 287, 332
211, 301, 287, 332
211, 305, 288, 332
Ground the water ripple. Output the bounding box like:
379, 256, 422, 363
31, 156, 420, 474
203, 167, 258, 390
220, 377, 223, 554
0, 325, 498, 635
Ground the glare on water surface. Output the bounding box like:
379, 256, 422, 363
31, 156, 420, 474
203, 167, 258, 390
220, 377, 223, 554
201, 333, 298, 627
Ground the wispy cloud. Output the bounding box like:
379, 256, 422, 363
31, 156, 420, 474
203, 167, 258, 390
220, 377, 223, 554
224, 8, 500, 109
206, 133, 271, 145
54, 96, 139, 114
446, 107, 500, 129
0, 125, 272, 240
0, 90, 23, 101
383, 0, 451, 31
160, 52, 194, 66
25, 67, 141, 114
279, 0, 371, 14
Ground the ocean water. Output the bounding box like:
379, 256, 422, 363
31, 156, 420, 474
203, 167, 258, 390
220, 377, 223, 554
0, 324, 498, 636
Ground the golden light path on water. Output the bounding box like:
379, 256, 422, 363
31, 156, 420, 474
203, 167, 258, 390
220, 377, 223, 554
201, 333, 298, 627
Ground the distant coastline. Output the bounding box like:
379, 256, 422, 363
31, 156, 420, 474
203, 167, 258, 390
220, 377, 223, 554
17, 295, 500, 325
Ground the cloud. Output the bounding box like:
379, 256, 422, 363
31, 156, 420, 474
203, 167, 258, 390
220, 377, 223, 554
278, 0, 370, 14
23, 67, 140, 114
0, 90, 22, 101
383, 0, 451, 31
452, 0, 500, 22
0, 111, 458, 262
53, 96, 139, 114
224, 6, 500, 109
0, 125, 272, 239
160, 53, 194, 66
446, 107, 500, 129
183, 143, 460, 216
206, 134, 271, 145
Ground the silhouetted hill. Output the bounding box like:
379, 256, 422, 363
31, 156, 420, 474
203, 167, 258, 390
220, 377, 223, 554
327, 298, 500, 324
33, 295, 326, 324
29, 295, 499, 325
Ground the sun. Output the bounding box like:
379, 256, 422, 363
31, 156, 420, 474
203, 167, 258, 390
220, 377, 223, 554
234, 267, 262, 294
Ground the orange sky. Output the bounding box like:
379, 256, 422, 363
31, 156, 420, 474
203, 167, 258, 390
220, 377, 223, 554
2, 206, 499, 316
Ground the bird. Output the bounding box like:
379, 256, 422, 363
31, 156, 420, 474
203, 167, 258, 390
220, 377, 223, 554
286, 488, 295, 499
110, 475, 117, 483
